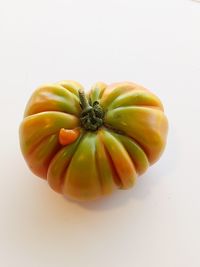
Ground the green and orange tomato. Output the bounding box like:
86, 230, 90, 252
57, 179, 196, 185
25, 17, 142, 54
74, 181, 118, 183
19, 80, 168, 201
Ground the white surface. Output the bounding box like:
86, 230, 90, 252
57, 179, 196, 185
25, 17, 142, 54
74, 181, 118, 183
0, 1, 200, 266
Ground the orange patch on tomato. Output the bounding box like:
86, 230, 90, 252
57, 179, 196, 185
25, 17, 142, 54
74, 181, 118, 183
59, 128, 80, 146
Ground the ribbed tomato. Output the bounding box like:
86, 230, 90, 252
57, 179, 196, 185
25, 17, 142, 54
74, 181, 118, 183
19, 80, 168, 201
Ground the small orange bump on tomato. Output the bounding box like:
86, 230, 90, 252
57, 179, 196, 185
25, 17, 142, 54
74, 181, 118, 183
59, 128, 80, 146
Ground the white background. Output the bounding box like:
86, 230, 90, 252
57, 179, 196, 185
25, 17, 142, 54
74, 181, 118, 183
0, 0, 200, 266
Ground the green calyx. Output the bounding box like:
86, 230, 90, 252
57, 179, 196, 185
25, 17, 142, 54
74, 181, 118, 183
78, 89, 104, 131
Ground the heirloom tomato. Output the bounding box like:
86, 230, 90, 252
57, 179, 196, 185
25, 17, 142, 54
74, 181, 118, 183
19, 80, 168, 201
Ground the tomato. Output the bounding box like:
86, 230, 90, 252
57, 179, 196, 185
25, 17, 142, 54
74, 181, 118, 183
19, 80, 168, 201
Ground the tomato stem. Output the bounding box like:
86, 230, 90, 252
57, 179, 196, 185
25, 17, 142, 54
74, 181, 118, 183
78, 89, 91, 111
78, 89, 104, 131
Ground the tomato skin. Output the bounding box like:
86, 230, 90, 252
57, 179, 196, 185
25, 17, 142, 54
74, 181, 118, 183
104, 107, 168, 164
47, 131, 84, 193
24, 81, 83, 117
19, 111, 79, 178
19, 80, 168, 201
